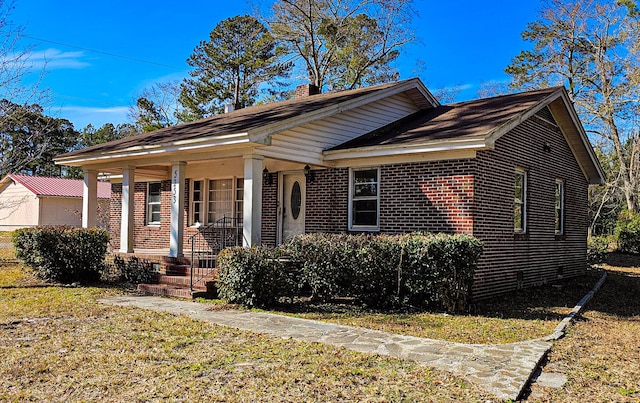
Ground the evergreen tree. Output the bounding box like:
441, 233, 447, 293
178, 15, 290, 120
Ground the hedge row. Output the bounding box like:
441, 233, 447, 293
216, 232, 483, 312
13, 226, 109, 283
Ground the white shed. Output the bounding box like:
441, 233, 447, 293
0, 174, 111, 231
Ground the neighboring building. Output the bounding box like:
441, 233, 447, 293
54, 78, 604, 299
0, 174, 111, 231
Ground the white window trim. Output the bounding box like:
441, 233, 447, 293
146, 181, 161, 226
555, 179, 565, 235
348, 167, 381, 231
514, 169, 527, 234
189, 177, 243, 227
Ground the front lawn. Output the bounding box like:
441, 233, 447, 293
0, 264, 489, 402
3, 236, 635, 402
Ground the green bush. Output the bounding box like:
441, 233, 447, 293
587, 236, 609, 265
400, 233, 482, 312
285, 232, 483, 311
616, 212, 640, 254
215, 232, 483, 312
12, 226, 108, 283
105, 255, 155, 285
349, 235, 401, 307
284, 233, 357, 301
216, 247, 294, 307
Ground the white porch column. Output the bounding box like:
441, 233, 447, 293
243, 155, 263, 247
169, 161, 186, 257
82, 169, 98, 228
120, 166, 135, 253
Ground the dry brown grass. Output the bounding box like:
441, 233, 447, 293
0, 264, 492, 402
264, 269, 602, 344
527, 253, 640, 402
0, 232, 15, 261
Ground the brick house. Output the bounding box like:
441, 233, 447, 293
55, 78, 603, 299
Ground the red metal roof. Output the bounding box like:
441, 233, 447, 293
5, 174, 111, 199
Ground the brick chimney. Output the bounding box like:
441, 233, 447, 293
295, 84, 320, 98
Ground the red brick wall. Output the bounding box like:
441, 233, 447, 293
379, 162, 474, 234
472, 112, 589, 299
304, 162, 475, 235
109, 181, 173, 250
109, 183, 121, 251
262, 175, 278, 247
305, 168, 349, 234
111, 178, 277, 250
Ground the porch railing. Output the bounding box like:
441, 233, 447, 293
188, 216, 243, 292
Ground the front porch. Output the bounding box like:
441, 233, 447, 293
112, 216, 245, 299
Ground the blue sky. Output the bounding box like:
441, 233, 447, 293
13, 0, 541, 130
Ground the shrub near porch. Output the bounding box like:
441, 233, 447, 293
216, 232, 482, 312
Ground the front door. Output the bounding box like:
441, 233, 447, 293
280, 173, 306, 243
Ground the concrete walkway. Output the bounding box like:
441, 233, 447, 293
98, 272, 607, 401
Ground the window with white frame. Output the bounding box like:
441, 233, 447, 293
235, 178, 244, 221
207, 179, 233, 223
349, 167, 380, 231
190, 178, 243, 226
555, 179, 565, 235
192, 180, 204, 225
146, 182, 161, 225
514, 169, 527, 233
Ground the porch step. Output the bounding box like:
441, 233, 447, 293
154, 273, 215, 289
159, 267, 217, 277
137, 282, 217, 299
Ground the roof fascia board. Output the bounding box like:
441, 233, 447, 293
56, 135, 253, 166
323, 136, 488, 161
248, 79, 438, 144
55, 132, 253, 166
331, 149, 477, 168
484, 89, 563, 146
552, 89, 606, 184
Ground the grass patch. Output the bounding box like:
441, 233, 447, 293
0, 231, 15, 261
528, 253, 640, 401
260, 269, 602, 344
0, 264, 491, 402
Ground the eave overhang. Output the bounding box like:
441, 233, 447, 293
323, 136, 489, 161
54, 78, 439, 168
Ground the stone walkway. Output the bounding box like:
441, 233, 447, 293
98, 272, 607, 401
100, 296, 548, 400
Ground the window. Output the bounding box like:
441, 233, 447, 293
555, 180, 564, 235
349, 168, 380, 231
208, 179, 233, 223
190, 178, 243, 226
514, 169, 527, 233
192, 180, 204, 225
147, 182, 161, 225
235, 178, 244, 221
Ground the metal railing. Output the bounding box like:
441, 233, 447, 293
188, 216, 243, 292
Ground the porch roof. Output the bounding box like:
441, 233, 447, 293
55, 78, 437, 166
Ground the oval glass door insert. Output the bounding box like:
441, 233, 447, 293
291, 181, 302, 219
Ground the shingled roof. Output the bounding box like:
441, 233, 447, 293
1, 174, 111, 199
331, 86, 562, 150
57, 79, 435, 162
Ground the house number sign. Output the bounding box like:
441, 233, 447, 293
172, 167, 179, 204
